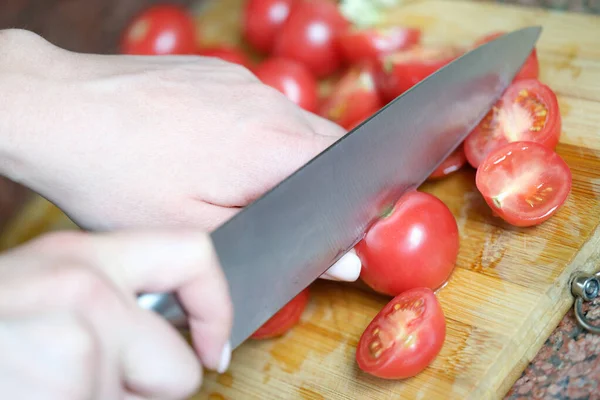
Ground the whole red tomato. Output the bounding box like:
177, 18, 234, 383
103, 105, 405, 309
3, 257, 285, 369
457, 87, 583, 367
243, 0, 296, 54
253, 57, 319, 112
355, 191, 459, 297
120, 4, 197, 55
273, 1, 350, 78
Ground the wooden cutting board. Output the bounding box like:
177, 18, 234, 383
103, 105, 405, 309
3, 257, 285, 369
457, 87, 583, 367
2, 0, 600, 398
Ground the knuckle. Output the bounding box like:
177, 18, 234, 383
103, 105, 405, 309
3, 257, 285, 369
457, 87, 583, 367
29, 231, 89, 256
49, 264, 115, 308
50, 313, 98, 362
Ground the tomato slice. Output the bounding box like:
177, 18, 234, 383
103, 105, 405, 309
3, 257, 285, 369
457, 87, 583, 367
337, 26, 421, 64
251, 288, 310, 339
356, 287, 446, 379
120, 5, 197, 55
474, 32, 539, 81
475, 141, 571, 227
253, 57, 319, 112
355, 191, 459, 297
273, 1, 350, 78
198, 46, 254, 69
427, 144, 467, 180
374, 45, 463, 101
464, 78, 561, 169
319, 62, 384, 129
243, 0, 295, 54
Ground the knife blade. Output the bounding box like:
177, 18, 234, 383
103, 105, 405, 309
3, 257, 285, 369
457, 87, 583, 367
138, 26, 542, 349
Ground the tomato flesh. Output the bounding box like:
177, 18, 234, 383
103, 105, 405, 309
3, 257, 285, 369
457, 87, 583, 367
273, 1, 350, 78
475, 141, 571, 227
356, 287, 446, 379
319, 62, 384, 129
355, 191, 459, 297
337, 26, 421, 64
251, 288, 310, 339
428, 144, 467, 180
198, 46, 253, 69
464, 79, 561, 169
474, 32, 539, 81
374, 45, 463, 101
120, 5, 197, 55
243, 0, 295, 54
253, 57, 319, 113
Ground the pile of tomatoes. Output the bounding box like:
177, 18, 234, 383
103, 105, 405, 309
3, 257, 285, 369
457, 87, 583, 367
120, 0, 572, 382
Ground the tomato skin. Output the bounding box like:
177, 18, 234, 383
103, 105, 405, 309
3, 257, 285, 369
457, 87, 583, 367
319, 62, 384, 129
427, 144, 467, 180
374, 45, 463, 101
356, 287, 446, 379
120, 5, 197, 55
198, 46, 253, 69
475, 141, 572, 227
243, 0, 295, 54
464, 79, 561, 169
337, 26, 421, 64
273, 1, 350, 78
355, 191, 459, 297
251, 288, 310, 339
253, 57, 319, 112
474, 32, 539, 81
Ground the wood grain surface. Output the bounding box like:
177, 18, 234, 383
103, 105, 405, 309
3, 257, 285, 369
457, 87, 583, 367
1, 0, 600, 399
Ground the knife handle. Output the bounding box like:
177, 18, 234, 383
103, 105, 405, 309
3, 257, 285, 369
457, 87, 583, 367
137, 292, 189, 330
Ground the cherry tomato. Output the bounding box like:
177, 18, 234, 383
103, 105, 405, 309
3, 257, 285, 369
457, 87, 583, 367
243, 0, 295, 54
427, 144, 467, 180
120, 4, 197, 55
474, 32, 539, 81
355, 191, 459, 297
251, 288, 310, 339
319, 62, 384, 129
338, 26, 421, 64
198, 46, 253, 69
356, 287, 446, 379
273, 1, 350, 78
374, 45, 463, 101
253, 57, 319, 112
475, 141, 571, 227
463, 79, 561, 169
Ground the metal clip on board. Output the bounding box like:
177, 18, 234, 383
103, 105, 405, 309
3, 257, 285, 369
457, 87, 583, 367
571, 271, 600, 334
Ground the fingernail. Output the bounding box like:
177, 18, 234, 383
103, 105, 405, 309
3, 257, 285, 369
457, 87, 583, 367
217, 340, 231, 374
324, 252, 361, 282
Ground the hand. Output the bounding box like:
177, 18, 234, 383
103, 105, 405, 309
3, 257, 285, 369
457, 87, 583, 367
0, 29, 361, 282
0, 229, 231, 400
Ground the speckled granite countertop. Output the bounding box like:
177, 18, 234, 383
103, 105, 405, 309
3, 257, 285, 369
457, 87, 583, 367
0, 1, 599, 398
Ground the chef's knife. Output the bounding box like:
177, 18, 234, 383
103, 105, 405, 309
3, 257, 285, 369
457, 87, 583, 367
138, 27, 542, 349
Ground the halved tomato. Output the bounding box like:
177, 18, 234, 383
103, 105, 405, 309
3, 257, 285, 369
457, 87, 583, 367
319, 62, 384, 129
251, 288, 310, 339
356, 287, 446, 379
474, 32, 539, 81
253, 57, 319, 112
475, 141, 571, 227
198, 46, 253, 69
463, 79, 561, 169
337, 26, 421, 64
374, 45, 463, 101
427, 144, 468, 180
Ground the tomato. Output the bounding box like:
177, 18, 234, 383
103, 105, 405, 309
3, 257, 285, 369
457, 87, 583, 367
374, 45, 463, 101
319, 62, 384, 129
251, 288, 310, 339
243, 0, 295, 54
474, 32, 539, 81
356, 287, 446, 379
273, 1, 350, 78
427, 144, 467, 180
464, 79, 561, 169
198, 46, 253, 69
475, 141, 571, 227
337, 26, 421, 64
120, 4, 197, 55
253, 57, 319, 112
355, 191, 459, 297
